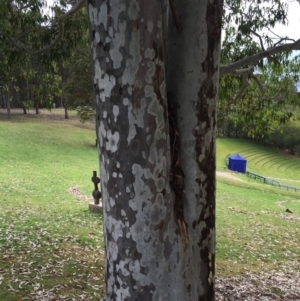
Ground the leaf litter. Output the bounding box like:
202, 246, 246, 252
1, 194, 300, 300
0, 197, 105, 300
216, 268, 300, 300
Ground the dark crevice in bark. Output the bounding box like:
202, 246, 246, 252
167, 93, 188, 250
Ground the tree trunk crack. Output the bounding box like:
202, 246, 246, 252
168, 97, 188, 249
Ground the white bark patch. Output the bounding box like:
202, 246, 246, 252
110, 0, 126, 30
109, 21, 126, 69
199, 220, 207, 232
121, 31, 142, 86
193, 29, 208, 63
113, 105, 119, 122
146, 61, 155, 83
147, 21, 153, 32
95, 31, 101, 43
127, 86, 132, 95
205, 128, 212, 146
108, 241, 118, 261
128, 0, 140, 20
99, 121, 106, 146
106, 130, 120, 153
94, 61, 116, 101
151, 193, 166, 225
110, 197, 116, 208
99, 74, 116, 101
123, 98, 136, 143
147, 85, 165, 130
123, 97, 146, 144
88, 3, 107, 28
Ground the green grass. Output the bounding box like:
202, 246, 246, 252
216, 137, 300, 276
216, 178, 300, 276
0, 109, 104, 301
1, 110, 300, 299
217, 137, 300, 187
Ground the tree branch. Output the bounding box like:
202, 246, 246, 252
233, 74, 249, 102
226, 66, 254, 76
220, 39, 300, 76
250, 30, 265, 51
249, 73, 264, 94
0, 0, 85, 55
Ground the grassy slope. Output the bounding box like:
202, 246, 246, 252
0, 111, 299, 299
0, 110, 105, 301
217, 137, 300, 187
216, 137, 300, 275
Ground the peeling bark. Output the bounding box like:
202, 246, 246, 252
88, 0, 223, 300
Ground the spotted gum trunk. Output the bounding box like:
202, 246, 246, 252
87, 0, 222, 300
166, 0, 222, 299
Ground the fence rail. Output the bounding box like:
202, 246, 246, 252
224, 154, 300, 193
246, 171, 300, 193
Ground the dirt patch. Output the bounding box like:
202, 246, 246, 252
67, 186, 93, 202
0, 108, 72, 120
227, 206, 259, 216
217, 171, 246, 182
276, 213, 300, 221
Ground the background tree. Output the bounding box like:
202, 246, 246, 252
218, 59, 300, 137
62, 44, 94, 122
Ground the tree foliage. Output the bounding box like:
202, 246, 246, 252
61, 43, 94, 122
218, 58, 300, 136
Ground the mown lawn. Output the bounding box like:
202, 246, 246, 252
0, 110, 299, 300
217, 137, 300, 187
0, 109, 105, 300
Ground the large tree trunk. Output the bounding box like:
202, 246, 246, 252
87, 0, 222, 300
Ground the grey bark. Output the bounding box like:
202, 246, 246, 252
87, 0, 222, 300
166, 0, 222, 299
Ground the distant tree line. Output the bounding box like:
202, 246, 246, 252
0, 0, 93, 122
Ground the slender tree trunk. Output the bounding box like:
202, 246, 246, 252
26, 78, 30, 113
35, 101, 39, 114
64, 104, 69, 119
88, 0, 222, 300
7, 90, 11, 120
1, 94, 3, 109
20, 92, 27, 114
22, 103, 27, 114
60, 95, 63, 108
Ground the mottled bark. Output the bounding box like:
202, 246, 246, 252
88, 0, 222, 300
166, 0, 222, 299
